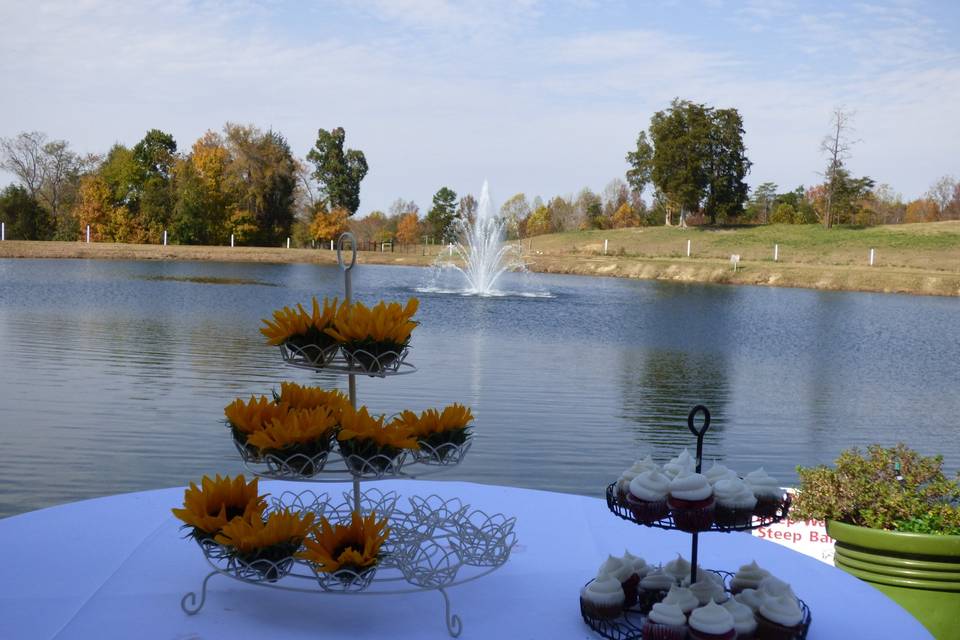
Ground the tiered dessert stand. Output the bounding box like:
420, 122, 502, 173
582, 405, 813, 639
180, 233, 517, 637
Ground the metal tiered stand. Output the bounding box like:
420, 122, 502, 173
582, 405, 812, 640
180, 233, 517, 638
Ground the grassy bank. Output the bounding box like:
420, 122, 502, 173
1, 222, 958, 296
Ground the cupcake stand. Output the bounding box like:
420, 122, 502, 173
179, 233, 517, 637
582, 406, 813, 639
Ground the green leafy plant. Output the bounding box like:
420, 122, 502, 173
792, 443, 960, 534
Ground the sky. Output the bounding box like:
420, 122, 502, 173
1, 0, 958, 214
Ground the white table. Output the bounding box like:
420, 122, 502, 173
0, 480, 930, 639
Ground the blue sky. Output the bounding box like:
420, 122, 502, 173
2, 0, 958, 214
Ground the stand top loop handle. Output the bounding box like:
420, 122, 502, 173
337, 232, 357, 272
687, 405, 711, 438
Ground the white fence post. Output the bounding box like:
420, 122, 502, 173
163, 230, 168, 246
774, 244, 779, 262
730, 254, 741, 272
686, 239, 691, 257
604, 239, 608, 255
86, 225, 90, 243
230, 234, 234, 247
1, 222, 4, 241
286, 237, 290, 249
869, 248, 875, 266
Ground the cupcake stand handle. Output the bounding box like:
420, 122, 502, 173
686, 404, 711, 586
337, 231, 361, 513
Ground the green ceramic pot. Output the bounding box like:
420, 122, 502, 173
827, 520, 960, 639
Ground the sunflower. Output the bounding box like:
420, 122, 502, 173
246, 406, 338, 452
324, 298, 419, 370
260, 297, 340, 355
214, 508, 316, 555
275, 381, 349, 418
298, 510, 390, 574
338, 405, 419, 450
412, 403, 474, 437
171, 474, 266, 538
224, 395, 290, 437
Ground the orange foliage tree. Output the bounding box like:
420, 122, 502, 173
310, 207, 349, 243
396, 212, 421, 244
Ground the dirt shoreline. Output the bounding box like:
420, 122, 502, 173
1, 240, 958, 297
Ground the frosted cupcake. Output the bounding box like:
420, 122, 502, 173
598, 555, 637, 609
734, 588, 766, 612
723, 598, 758, 639
620, 550, 649, 606
704, 462, 737, 486
713, 477, 758, 528
730, 560, 771, 594
755, 593, 804, 639
642, 602, 687, 640
579, 573, 625, 619
626, 470, 670, 524
663, 554, 692, 584
617, 456, 659, 500
662, 448, 695, 478
689, 575, 729, 605
638, 568, 675, 613
662, 584, 699, 617
758, 576, 796, 600
688, 600, 737, 640
744, 468, 785, 517
667, 470, 715, 532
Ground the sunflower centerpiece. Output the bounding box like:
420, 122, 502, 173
325, 298, 419, 373
172, 474, 266, 543
261, 297, 341, 366
213, 508, 316, 582
299, 510, 390, 591
404, 404, 475, 464
225, 383, 349, 476
337, 405, 419, 476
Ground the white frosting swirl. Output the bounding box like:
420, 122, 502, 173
689, 600, 735, 635
758, 593, 803, 627
629, 470, 670, 501
722, 598, 758, 634
581, 573, 625, 608
668, 470, 713, 501
640, 568, 675, 591
663, 554, 691, 582
734, 588, 766, 612
622, 550, 649, 577
689, 577, 728, 605
714, 478, 758, 510
731, 560, 771, 591
704, 462, 737, 485
663, 449, 695, 478
598, 554, 632, 583
745, 467, 784, 499
662, 585, 699, 613
759, 576, 795, 599
647, 602, 687, 627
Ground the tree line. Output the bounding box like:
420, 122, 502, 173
2, 102, 958, 246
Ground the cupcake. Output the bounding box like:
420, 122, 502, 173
745, 468, 785, 517
688, 600, 737, 640
713, 478, 758, 528
663, 448, 696, 478
704, 462, 737, 486
579, 573, 625, 619
667, 470, 715, 532
689, 576, 729, 605
758, 576, 796, 600
723, 598, 758, 639
730, 560, 771, 594
663, 554, 692, 584
620, 550, 649, 607
755, 593, 804, 639
642, 602, 688, 640
661, 584, 699, 617
638, 568, 675, 613
626, 470, 671, 524
617, 456, 660, 499
734, 588, 766, 612
598, 555, 637, 609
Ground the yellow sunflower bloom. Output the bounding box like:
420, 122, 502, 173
276, 382, 349, 417
338, 405, 419, 450
324, 298, 419, 346
224, 395, 290, 435
246, 406, 338, 452
260, 297, 340, 346
171, 474, 266, 536
298, 511, 390, 573
214, 508, 316, 554
405, 404, 474, 436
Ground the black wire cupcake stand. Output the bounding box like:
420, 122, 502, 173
581, 405, 813, 639
179, 233, 517, 638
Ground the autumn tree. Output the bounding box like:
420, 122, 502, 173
306, 127, 368, 215
457, 194, 478, 225
904, 199, 938, 223
499, 192, 531, 239
525, 204, 553, 236
426, 187, 457, 240
396, 211, 421, 244
310, 207, 349, 243
926, 176, 958, 220
611, 202, 641, 228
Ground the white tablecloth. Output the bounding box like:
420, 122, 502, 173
0, 480, 930, 639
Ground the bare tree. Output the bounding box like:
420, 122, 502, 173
0, 131, 88, 224
819, 108, 858, 229
926, 175, 957, 219
0, 131, 48, 198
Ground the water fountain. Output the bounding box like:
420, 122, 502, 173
420, 181, 549, 297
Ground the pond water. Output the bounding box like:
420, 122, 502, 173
0, 259, 957, 519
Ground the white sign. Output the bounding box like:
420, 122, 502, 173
751, 490, 835, 564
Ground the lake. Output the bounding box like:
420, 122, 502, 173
0, 258, 957, 519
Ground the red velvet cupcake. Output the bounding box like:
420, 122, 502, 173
688, 601, 737, 640
667, 470, 715, 532
625, 470, 670, 524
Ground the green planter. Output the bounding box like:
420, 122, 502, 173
827, 520, 960, 639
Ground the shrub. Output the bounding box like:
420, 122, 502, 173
792, 444, 960, 534
770, 203, 796, 224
